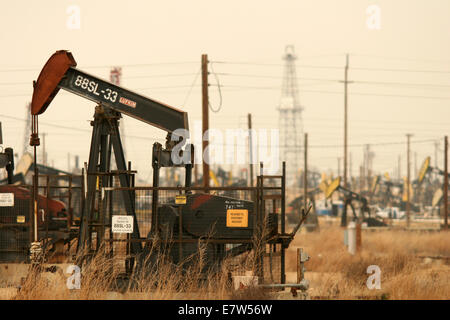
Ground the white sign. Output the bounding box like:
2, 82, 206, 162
0, 193, 14, 207
112, 215, 133, 234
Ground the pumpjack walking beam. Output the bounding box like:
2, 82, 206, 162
31, 50, 191, 255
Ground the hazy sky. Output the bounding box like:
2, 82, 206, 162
1, 0, 449, 182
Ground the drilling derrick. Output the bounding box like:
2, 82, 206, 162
278, 45, 303, 188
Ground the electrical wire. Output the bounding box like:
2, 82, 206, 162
211, 60, 450, 74
182, 67, 201, 107
211, 73, 450, 89
208, 62, 223, 113
0, 61, 198, 73
2, 113, 438, 148
212, 85, 450, 100
350, 53, 450, 64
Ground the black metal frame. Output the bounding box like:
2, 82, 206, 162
91, 161, 294, 285
0, 173, 83, 263
77, 105, 142, 255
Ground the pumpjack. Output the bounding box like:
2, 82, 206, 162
31, 50, 192, 258
370, 174, 403, 208
416, 156, 449, 214
30, 51, 305, 283
286, 180, 328, 229
325, 177, 386, 227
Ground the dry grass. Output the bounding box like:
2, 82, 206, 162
6, 237, 270, 300
286, 219, 450, 300
3, 217, 448, 300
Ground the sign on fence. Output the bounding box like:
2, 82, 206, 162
112, 215, 134, 234
0, 193, 14, 207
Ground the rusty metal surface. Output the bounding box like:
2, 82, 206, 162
31, 50, 77, 115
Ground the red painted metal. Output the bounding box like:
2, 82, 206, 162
0, 185, 66, 226
31, 50, 77, 115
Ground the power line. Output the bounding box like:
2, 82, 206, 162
350, 53, 450, 64
241, 114, 450, 126
193, 139, 439, 149
2, 113, 439, 148
0, 61, 198, 73
350, 66, 450, 74
213, 85, 450, 100
0, 114, 91, 133
215, 72, 340, 82
0, 85, 201, 98
208, 62, 223, 113
212, 60, 450, 74
123, 73, 199, 80
212, 60, 343, 70
182, 67, 201, 107
0, 113, 170, 144
211, 73, 450, 89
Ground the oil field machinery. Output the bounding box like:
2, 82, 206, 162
416, 156, 449, 217
22, 50, 309, 289
286, 180, 328, 230
415, 156, 448, 206
0, 124, 77, 264
325, 177, 386, 227
369, 174, 403, 208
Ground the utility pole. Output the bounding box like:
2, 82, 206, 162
406, 134, 413, 228
434, 141, 439, 167
201, 54, 210, 189
248, 113, 254, 187
343, 53, 350, 189
75, 155, 79, 170
67, 152, 71, 172
414, 152, 417, 179
366, 144, 371, 191
444, 136, 448, 229
349, 152, 352, 189
435, 140, 439, 181
304, 133, 308, 210
337, 157, 342, 178
359, 165, 364, 193
398, 155, 401, 180
362, 147, 366, 191
41, 132, 47, 166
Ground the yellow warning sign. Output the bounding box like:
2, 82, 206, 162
16, 215, 25, 223
175, 195, 187, 205
226, 209, 248, 227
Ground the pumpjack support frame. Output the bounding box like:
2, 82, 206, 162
77, 105, 142, 255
